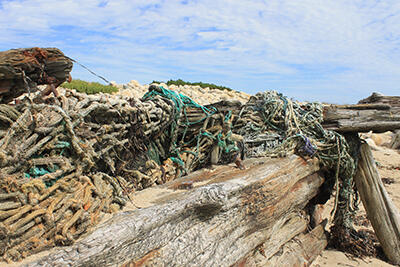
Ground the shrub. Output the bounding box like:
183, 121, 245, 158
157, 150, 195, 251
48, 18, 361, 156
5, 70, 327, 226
152, 79, 233, 91
61, 79, 118, 94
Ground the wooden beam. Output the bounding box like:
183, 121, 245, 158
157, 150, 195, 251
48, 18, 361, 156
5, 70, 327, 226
354, 143, 400, 264
17, 156, 323, 267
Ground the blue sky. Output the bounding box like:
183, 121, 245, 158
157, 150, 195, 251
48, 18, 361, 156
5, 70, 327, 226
1, 0, 400, 103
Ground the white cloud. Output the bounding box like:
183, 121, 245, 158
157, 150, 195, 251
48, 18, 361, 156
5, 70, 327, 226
1, 0, 400, 103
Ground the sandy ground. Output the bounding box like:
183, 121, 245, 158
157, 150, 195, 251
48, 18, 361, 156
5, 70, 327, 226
312, 136, 400, 267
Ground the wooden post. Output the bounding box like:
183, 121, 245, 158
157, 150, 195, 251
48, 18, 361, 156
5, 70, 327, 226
354, 143, 400, 264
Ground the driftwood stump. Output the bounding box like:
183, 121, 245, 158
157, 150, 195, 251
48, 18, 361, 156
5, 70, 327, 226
354, 143, 400, 264
0, 47, 73, 103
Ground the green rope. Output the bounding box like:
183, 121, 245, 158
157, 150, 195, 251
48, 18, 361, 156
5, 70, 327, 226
235, 90, 356, 227
142, 85, 237, 173
24, 164, 62, 187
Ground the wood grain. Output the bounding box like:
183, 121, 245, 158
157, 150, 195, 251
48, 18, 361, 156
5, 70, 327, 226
354, 143, 400, 264
19, 156, 323, 267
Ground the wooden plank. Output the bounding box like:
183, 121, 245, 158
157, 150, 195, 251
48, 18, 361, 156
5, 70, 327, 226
231, 212, 309, 267
354, 143, 400, 264
16, 155, 322, 267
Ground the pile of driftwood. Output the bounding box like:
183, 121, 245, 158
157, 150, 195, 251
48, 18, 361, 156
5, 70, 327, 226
1, 47, 400, 266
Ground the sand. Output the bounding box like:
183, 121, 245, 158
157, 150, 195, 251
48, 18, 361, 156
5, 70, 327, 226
312, 135, 400, 267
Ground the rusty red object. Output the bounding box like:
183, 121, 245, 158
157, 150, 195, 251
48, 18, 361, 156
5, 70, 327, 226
174, 181, 194, 190
0, 47, 73, 103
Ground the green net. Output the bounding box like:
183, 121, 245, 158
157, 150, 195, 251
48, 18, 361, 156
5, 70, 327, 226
234, 91, 357, 225
142, 85, 238, 175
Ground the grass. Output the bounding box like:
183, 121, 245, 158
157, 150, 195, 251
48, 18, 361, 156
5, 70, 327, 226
61, 79, 118, 94
151, 79, 233, 91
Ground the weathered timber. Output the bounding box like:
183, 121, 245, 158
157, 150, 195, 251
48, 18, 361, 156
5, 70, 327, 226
322, 104, 400, 133
323, 92, 400, 132
0, 47, 73, 103
232, 212, 309, 267
359, 92, 400, 107
16, 155, 322, 267
245, 223, 327, 267
354, 143, 400, 264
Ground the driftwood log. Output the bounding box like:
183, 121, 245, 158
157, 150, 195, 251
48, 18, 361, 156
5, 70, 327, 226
322, 93, 400, 133
250, 224, 327, 266
322, 103, 400, 133
354, 143, 400, 264
358, 92, 400, 107
15, 155, 326, 267
0, 47, 73, 103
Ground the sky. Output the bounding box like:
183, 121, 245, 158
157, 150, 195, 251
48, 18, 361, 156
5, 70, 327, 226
1, 0, 400, 104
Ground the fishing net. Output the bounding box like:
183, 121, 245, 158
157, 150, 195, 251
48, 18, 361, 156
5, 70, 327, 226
0, 87, 361, 262
0, 85, 240, 262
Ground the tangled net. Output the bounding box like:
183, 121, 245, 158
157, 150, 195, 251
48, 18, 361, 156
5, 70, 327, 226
0, 85, 241, 262
0, 87, 364, 262
232, 91, 360, 246
234, 91, 355, 178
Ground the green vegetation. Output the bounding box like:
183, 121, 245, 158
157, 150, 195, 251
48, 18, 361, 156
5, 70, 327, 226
61, 79, 118, 94
152, 79, 233, 91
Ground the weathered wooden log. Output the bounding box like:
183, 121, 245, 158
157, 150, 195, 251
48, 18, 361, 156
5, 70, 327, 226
16, 155, 322, 267
358, 92, 400, 107
322, 92, 400, 132
0, 47, 73, 103
322, 104, 400, 133
354, 143, 400, 264
242, 223, 327, 266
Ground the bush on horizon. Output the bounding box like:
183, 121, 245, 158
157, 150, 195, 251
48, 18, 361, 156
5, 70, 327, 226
152, 79, 233, 91
61, 79, 118, 94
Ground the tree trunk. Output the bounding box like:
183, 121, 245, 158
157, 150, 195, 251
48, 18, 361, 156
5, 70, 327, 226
19, 155, 323, 267
354, 143, 400, 264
